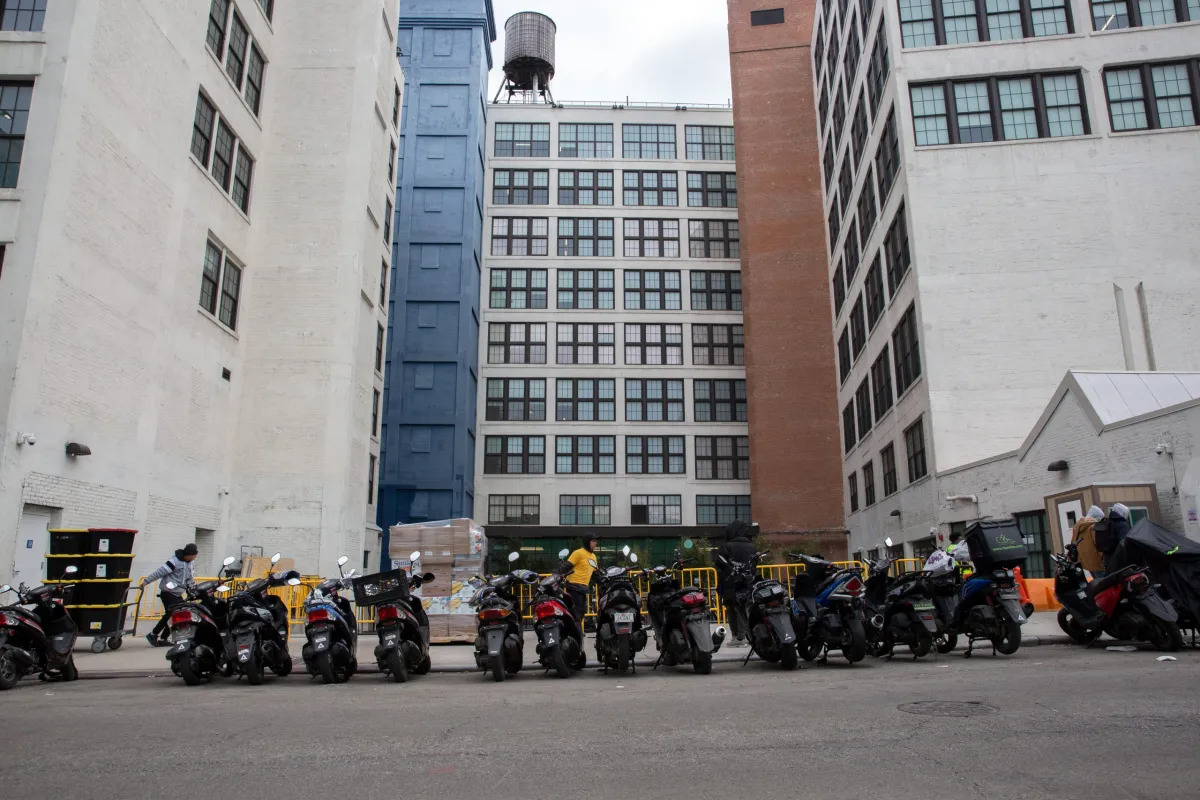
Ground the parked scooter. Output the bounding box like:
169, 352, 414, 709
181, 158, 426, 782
223, 553, 301, 684
530, 549, 587, 678
594, 546, 649, 675
302, 555, 359, 683
789, 554, 867, 664
646, 545, 725, 674
164, 556, 238, 685
862, 558, 937, 659
722, 550, 799, 670
0, 566, 81, 689
469, 551, 538, 682
1054, 544, 1182, 651
364, 551, 435, 683
923, 558, 963, 654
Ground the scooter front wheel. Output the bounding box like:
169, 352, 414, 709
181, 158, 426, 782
1056, 608, 1092, 644
935, 632, 958, 654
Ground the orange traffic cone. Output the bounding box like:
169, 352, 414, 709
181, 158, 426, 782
1014, 566, 1034, 613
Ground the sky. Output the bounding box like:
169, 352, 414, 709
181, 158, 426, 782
486, 0, 733, 106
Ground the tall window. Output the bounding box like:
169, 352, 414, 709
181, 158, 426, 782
904, 417, 928, 481
484, 436, 546, 474
624, 220, 681, 258
832, 83, 848, 143
558, 218, 615, 256
623, 171, 679, 206
225, 11, 249, 89
623, 124, 677, 159
843, 402, 857, 452
256, 0, 274, 21
856, 378, 873, 436
695, 380, 748, 422
368, 454, 376, 504
559, 170, 615, 205
857, 170, 878, 243
489, 495, 540, 525
687, 172, 737, 207
848, 473, 860, 512
871, 346, 895, 421
865, 255, 886, 328
685, 125, 736, 160
200, 239, 244, 331
189, 92, 255, 212
845, 12, 862, 76
688, 221, 740, 259
383, 197, 391, 244
487, 322, 548, 364
625, 379, 685, 421
838, 162, 854, 216
632, 495, 683, 525
690, 271, 742, 310
892, 304, 922, 393
559, 123, 614, 158
875, 111, 900, 203
863, 462, 877, 506
697, 495, 752, 524
555, 379, 616, 422
828, 196, 842, 247
493, 169, 550, 205
692, 324, 744, 366
851, 98, 869, 164
884, 204, 912, 293
372, 389, 381, 436
838, 328, 852, 383
626, 437, 686, 474
560, 496, 611, 525
557, 323, 615, 365
899, 0, 1072, 47
375, 324, 384, 372
1090, 0, 1200, 29
557, 269, 615, 309
912, 72, 1088, 145
823, 138, 836, 186
494, 123, 550, 157
833, 264, 847, 316
695, 436, 750, 480
0, 82, 32, 188
206, 1, 266, 114
624, 270, 682, 309
868, 23, 891, 115
850, 296, 867, 357
881, 443, 898, 495
624, 323, 684, 365
1104, 61, 1199, 131
491, 217, 549, 256
556, 436, 616, 474
486, 378, 547, 421
489, 268, 548, 309
1, 0, 46, 31
1015, 511, 1051, 578
207, 0, 231, 55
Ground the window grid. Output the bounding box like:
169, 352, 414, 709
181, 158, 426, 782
838, 160, 854, 216
492, 169, 550, 205
625, 379, 686, 422
560, 496, 611, 525
851, 96, 869, 164
1104, 60, 1200, 132
845, 13, 862, 78
912, 72, 1089, 145
833, 264, 847, 316
0, 83, 28, 178
189, 95, 257, 213
868, 23, 891, 116
557, 269, 615, 310
622, 171, 679, 206
623, 220, 681, 258
487, 322, 548, 364
623, 124, 677, 159
882, 443, 898, 496
559, 170, 615, 205
692, 324, 744, 366
893, 303, 922, 394
689, 270, 743, 311
190, 93, 216, 166
489, 269, 548, 309
875, 111, 900, 202
863, 461, 877, 506
624, 270, 682, 310
857, 168, 878, 242
556, 323, 616, 365
838, 329, 852, 384
871, 346, 895, 421
555, 379, 616, 422
849, 473, 860, 512
494, 123, 550, 157
865, 254, 886, 329
685, 125, 736, 160
850, 295, 867, 358
245, 45, 265, 115
559, 123, 614, 158
225, 11, 249, 89
884, 204, 912, 293
697, 495, 752, 525
212, 119, 235, 190
843, 401, 857, 452
491, 217, 549, 256
489, 495, 540, 525
899, 0, 1074, 47
694, 380, 748, 422
688, 220, 740, 259
626, 437, 687, 475
556, 436, 616, 474
557, 218, 615, 257
687, 172, 738, 207
206, 0, 230, 55
0, 0, 43, 31
905, 417, 929, 482
484, 436, 546, 474
856, 378, 873, 437
1090, 0, 1200, 29
485, 378, 547, 422
631, 495, 683, 525
624, 323, 684, 365
199, 239, 245, 333
695, 436, 750, 481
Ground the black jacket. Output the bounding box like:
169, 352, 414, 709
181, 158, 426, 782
715, 535, 757, 583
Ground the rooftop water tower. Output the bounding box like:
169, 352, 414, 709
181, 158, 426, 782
494, 11, 556, 104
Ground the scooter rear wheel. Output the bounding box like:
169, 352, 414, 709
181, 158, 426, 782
935, 633, 958, 654
616, 634, 631, 675
1147, 618, 1183, 652
413, 654, 431, 675
780, 643, 799, 671
490, 653, 506, 683
315, 651, 336, 684
387, 649, 408, 683
693, 647, 713, 675
244, 648, 264, 685
60, 656, 79, 682
550, 645, 570, 679
179, 654, 204, 686
0, 651, 19, 690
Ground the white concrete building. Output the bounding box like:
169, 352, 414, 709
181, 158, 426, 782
812, 0, 1200, 558
0, 0, 403, 586
476, 102, 749, 546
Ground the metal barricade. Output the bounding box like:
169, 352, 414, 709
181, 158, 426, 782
889, 558, 924, 577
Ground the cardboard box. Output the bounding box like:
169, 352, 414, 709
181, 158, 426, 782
241, 556, 295, 579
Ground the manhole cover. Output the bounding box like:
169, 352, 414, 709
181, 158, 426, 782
898, 701, 998, 717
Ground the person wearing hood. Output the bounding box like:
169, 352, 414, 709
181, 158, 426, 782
715, 520, 757, 641
1071, 505, 1106, 576
140, 543, 199, 647
1103, 503, 1133, 572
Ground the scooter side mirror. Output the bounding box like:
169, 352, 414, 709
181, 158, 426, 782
223, 556, 237, 567
558, 548, 570, 559
0, 585, 10, 594
507, 551, 520, 562
286, 577, 301, 586
165, 581, 178, 591
422, 572, 436, 582
216, 584, 231, 593
409, 550, 421, 562
63, 566, 79, 575
270, 553, 282, 564
629, 553, 638, 564
622, 545, 631, 556
588, 560, 598, 569
337, 556, 349, 567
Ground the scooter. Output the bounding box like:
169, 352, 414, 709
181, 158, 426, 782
594, 546, 649, 675
790, 554, 867, 664
0, 566, 81, 689
862, 558, 937, 659
469, 551, 539, 682
722, 550, 799, 670
366, 551, 435, 683
302, 555, 359, 683
952, 567, 1026, 657
646, 549, 725, 675
164, 556, 238, 685
224, 552, 301, 684
531, 549, 587, 678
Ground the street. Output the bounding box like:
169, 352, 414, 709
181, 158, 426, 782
2, 646, 1197, 799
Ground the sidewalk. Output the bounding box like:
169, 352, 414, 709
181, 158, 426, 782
72, 615, 1080, 679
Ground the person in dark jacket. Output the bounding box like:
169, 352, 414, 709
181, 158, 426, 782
715, 520, 757, 641
1103, 503, 1133, 573
140, 543, 199, 647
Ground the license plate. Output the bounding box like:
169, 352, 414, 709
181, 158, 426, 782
237, 645, 251, 662
544, 628, 558, 646
999, 589, 1020, 600
170, 627, 192, 642
174, 641, 190, 654
383, 633, 398, 645
313, 636, 327, 645
1077, 590, 1087, 600
913, 601, 934, 611
614, 611, 635, 623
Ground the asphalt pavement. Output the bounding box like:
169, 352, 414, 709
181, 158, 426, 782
3, 645, 1197, 799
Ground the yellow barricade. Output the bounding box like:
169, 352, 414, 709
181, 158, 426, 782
889, 558, 925, 577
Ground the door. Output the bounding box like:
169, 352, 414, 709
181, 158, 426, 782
1056, 500, 1084, 551
11, 506, 53, 586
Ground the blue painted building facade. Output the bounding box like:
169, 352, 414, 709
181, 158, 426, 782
378, 0, 495, 558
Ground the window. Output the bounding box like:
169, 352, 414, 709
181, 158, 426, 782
865, 255, 886, 328
692, 324, 744, 366
685, 125, 736, 160
559, 170, 615, 205
848, 473, 860, 512
815, 28, 826, 76
486, 378, 547, 421
868, 23, 891, 115
557, 269, 615, 309
871, 347, 895, 421
884, 204, 912, 293
694, 380, 748, 422
899, 0, 1073, 46
624, 323, 684, 365
1015, 511, 1051, 578
687, 172, 738, 208
559, 123, 614, 158
623, 171, 679, 206
697, 495, 752, 524
881, 443, 898, 495
751, 7, 787, 24
912, 72, 1088, 145
225, 11, 249, 89
393, 82, 401, 126
0, 81, 32, 188
368, 454, 376, 504
375, 324, 384, 372
626, 437, 686, 474
207, 2, 266, 114
494, 123, 550, 157
492, 169, 550, 204
256, 0, 274, 21
211, 119, 234, 188
379, 259, 388, 306
823, 139, 835, 186
892, 303, 922, 393
851, 97, 869, 163
688, 220, 740, 259
832, 83, 848, 143
558, 218, 615, 257
833, 265, 847, 316
556, 379, 616, 422
484, 436, 546, 474
828, 198, 842, 247
623, 124, 677, 159
625, 379, 685, 421
843, 401, 857, 452
624, 270, 682, 309
0, 0, 44, 31
827, 19, 841, 78
245, 45, 266, 115
1091, 0, 1200, 29
489, 269, 547, 309
560, 496, 611, 525
845, 13, 862, 77
487, 322, 548, 364
844, 227, 861, 284
875, 111, 900, 202
491, 217, 549, 256
695, 436, 750, 480
1104, 61, 1199, 131
557, 323, 616, 364
233, 144, 254, 213
838, 328, 852, 383
632, 495, 683, 524
190, 93, 255, 212
904, 417, 928, 481
856, 378, 873, 436
556, 436, 616, 474
206, 0, 230, 54
857, 169, 878, 241
190, 93, 216, 166
838, 161, 854, 215
623, 220, 681, 258
820, 85, 831, 133
388, 140, 396, 185
489, 495, 540, 525
690, 271, 742, 310
863, 462, 877, 506
200, 239, 244, 331
849, 295, 867, 357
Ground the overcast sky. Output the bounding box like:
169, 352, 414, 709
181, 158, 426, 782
487, 0, 733, 106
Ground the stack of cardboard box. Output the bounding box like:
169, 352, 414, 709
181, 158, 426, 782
388, 518, 486, 643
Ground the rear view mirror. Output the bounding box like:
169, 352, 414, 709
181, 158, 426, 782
588, 560, 598, 569
337, 556, 349, 567
223, 556, 237, 567
683, 539, 694, 550
270, 553, 282, 564
422, 572, 436, 582
216, 584, 230, 593
507, 551, 520, 562
558, 548, 570, 559
345, 569, 357, 579
409, 550, 421, 562
622, 545, 631, 556
63, 566, 79, 575
286, 577, 301, 586
629, 553, 639, 563
165, 581, 178, 590
885, 537, 894, 548
0, 585, 10, 593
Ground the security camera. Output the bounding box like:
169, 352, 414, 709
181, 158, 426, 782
1154, 443, 1171, 455
16, 432, 35, 446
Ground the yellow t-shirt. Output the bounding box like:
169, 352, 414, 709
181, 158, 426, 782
567, 548, 596, 586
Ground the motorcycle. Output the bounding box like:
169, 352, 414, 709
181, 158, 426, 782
789, 554, 867, 664
469, 551, 538, 682
594, 546, 649, 675
530, 549, 587, 678
0, 566, 80, 689
302, 555, 359, 683
862, 558, 937, 659
224, 552, 301, 684
646, 548, 725, 674
952, 568, 1027, 657
722, 550, 799, 670
164, 555, 238, 685
1054, 544, 1182, 651
922, 558, 963, 654
367, 551, 435, 683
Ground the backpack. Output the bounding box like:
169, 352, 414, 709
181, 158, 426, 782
1093, 518, 1117, 553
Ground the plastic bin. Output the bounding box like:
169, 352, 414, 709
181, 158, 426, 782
45, 555, 87, 580
87, 528, 137, 555
73, 581, 132, 606
49, 529, 90, 556
85, 555, 134, 580
70, 605, 126, 635
351, 568, 412, 606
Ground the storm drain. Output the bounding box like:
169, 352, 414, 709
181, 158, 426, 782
898, 701, 998, 717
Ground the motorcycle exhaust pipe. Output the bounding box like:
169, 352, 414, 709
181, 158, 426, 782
712, 625, 727, 650
871, 614, 885, 629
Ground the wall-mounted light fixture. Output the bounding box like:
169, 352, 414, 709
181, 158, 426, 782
889, 509, 901, 518
65, 442, 92, 457
1047, 460, 1069, 472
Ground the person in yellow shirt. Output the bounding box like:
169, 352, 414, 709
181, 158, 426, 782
565, 535, 599, 620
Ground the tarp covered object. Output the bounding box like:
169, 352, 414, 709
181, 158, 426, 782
1112, 519, 1200, 628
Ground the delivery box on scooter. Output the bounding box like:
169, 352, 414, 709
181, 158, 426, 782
965, 518, 1029, 570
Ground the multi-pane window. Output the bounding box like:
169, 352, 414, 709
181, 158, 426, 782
560, 496, 611, 525
685, 125, 736, 160
838, 162, 854, 216
207, 0, 231, 57
899, 0, 1072, 47
828, 196, 842, 247
372, 389, 381, 436
885, 204, 912, 293
694, 380, 748, 422
489, 495, 540, 525
832, 83, 848, 143
200, 239, 244, 331
555, 379, 616, 422
863, 461, 877, 506
848, 473, 860, 512
823, 139, 836, 187
820, 85, 831, 133
494, 123, 550, 157
559, 170, 615, 205
905, 417, 929, 481
875, 111, 900, 203
491, 217, 549, 256
626, 437, 687, 474
225, 11, 249, 89
256, 0, 274, 21
383, 197, 392, 245
484, 436, 546, 474
559, 123, 615, 158
856, 378, 873, 436
838, 329, 852, 383
881, 443, 898, 496
624, 270, 682, 309
892, 303, 922, 393
690, 271, 743, 310
857, 169, 878, 242
493, 169, 550, 205
245, 45, 266, 115
695, 437, 750, 480
688, 220, 740, 259
827, 17, 841, 79
845, 13, 863, 77
692, 324, 744, 366
486, 378, 547, 422
851, 97, 869, 164
865, 255, 886, 329
871, 346, 895, 421
815, 26, 826, 76
842, 402, 857, 452
631, 495, 683, 525
206, 1, 266, 114
1104, 61, 1200, 132
697, 495, 752, 525
487, 322, 548, 364
911, 72, 1088, 145
489, 269, 548, 309
624, 324, 684, 365
556, 323, 616, 365
623, 124, 677, 159
191, 94, 216, 166
557, 270, 615, 309
625, 379, 686, 422
558, 218, 615, 256
0, 81, 32, 188
376, 324, 384, 373
850, 296, 867, 358
190, 93, 255, 212
624, 220, 681, 258
623, 171, 679, 206
687, 172, 738, 207
833, 264, 847, 316
556, 436, 616, 474
868, 23, 891, 115
1, 0, 45, 31
1090, 0, 1199, 29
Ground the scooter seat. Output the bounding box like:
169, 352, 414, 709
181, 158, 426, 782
1085, 566, 1137, 598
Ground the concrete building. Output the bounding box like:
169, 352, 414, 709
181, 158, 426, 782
800, 0, 1200, 557
1, 0, 402, 585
